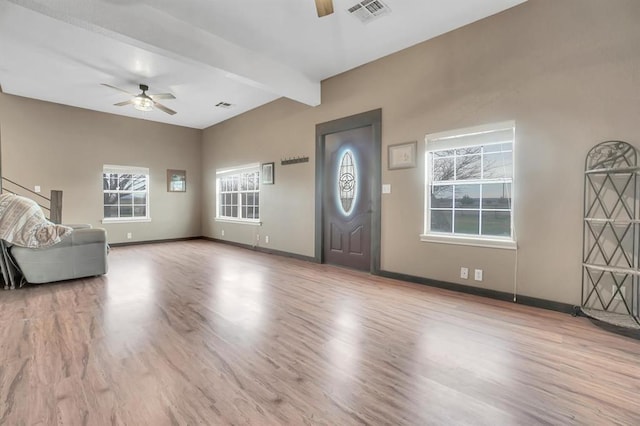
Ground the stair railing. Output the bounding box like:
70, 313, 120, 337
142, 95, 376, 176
1, 177, 63, 224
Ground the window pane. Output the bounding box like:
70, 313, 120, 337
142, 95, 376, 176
431, 210, 452, 233
231, 206, 238, 217
254, 207, 259, 218
132, 176, 147, 191
119, 193, 133, 204
483, 152, 513, 179
242, 206, 248, 218
431, 185, 453, 208
231, 193, 238, 205
484, 142, 512, 153
133, 193, 146, 204
433, 157, 454, 181
483, 183, 511, 209
104, 193, 118, 205
254, 192, 259, 206
455, 185, 480, 208
433, 149, 454, 158
120, 206, 133, 217
482, 211, 511, 237
134, 206, 147, 217
103, 174, 118, 190
455, 155, 481, 180
224, 206, 231, 217
454, 211, 479, 235
246, 173, 255, 191
456, 146, 481, 155
104, 206, 118, 218
118, 174, 133, 190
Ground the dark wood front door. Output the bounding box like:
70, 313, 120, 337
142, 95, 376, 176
322, 126, 374, 270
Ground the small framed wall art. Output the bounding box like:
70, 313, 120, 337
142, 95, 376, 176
388, 141, 417, 170
167, 169, 186, 192
261, 162, 275, 185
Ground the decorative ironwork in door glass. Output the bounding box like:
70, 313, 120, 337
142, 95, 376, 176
338, 150, 357, 215
582, 140, 640, 329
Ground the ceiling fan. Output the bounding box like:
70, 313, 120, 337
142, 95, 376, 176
315, 0, 334, 17
101, 83, 177, 115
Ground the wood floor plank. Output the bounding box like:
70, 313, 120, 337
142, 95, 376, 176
1, 240, 639, 425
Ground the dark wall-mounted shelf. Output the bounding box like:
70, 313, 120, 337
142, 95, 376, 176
281, 156, 309, 166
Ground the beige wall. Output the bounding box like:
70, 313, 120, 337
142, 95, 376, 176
1, 0, 637, 305
202, 0, 640, 305
0, 93, 202, 244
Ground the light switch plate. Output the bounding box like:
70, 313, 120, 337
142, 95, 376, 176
382, 184, 391, 194
474, 269, 483, 281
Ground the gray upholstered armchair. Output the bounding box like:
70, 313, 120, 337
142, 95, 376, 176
0, 194, 108, 286
11, 226, 108, 284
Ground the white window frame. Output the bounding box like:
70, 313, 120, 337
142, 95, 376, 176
102, 164, 151, 224
421, 121, 516, 250
215, 163, 261, 225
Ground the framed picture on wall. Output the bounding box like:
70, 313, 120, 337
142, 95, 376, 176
261, 162, 275, 185
167, 169, 187, 192
388, 141, 417, 170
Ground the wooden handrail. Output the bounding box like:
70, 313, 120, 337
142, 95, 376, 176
1, 177, 50, 202
0, 178, 63, 223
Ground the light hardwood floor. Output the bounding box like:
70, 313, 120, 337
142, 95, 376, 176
1, 240, 639, 425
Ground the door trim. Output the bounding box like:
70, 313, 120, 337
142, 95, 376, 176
315, 109, 382, 273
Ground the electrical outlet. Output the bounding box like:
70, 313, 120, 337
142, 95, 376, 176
127, 232, 132, 239
34, 185, 41, 193
256, 234, 260, 242
460, 267, 469, 279
265, 236, 270, 244
474, 269, 483, 281
221, 229, 225, 236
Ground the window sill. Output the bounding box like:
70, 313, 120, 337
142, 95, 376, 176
102, 218, 152, 224
215, 217, 261, 226
420, 233, 517, 250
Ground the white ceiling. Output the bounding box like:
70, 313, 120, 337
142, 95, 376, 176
0, 0, 526, 129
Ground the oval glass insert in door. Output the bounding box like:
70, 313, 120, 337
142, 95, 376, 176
338, 150, 357, 215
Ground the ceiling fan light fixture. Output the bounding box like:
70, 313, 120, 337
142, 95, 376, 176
133, 95, 153, 112
103, 83, 175, 115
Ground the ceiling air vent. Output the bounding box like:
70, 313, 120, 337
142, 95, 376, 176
347, 0, 391, 23
215, 101, 233, 109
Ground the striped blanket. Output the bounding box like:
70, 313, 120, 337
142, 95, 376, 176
0, 194, 72, 248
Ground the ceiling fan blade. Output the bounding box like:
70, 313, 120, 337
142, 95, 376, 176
149, 93, 176, 100
101, 83, 136, 96
154, 101, 177, 115
114, 100, 134, 106
315, 0, 334, 17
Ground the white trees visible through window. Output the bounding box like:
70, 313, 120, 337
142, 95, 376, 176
216, 164, 260, 221
103, 165, 150, 221
423, 122, 515, 247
